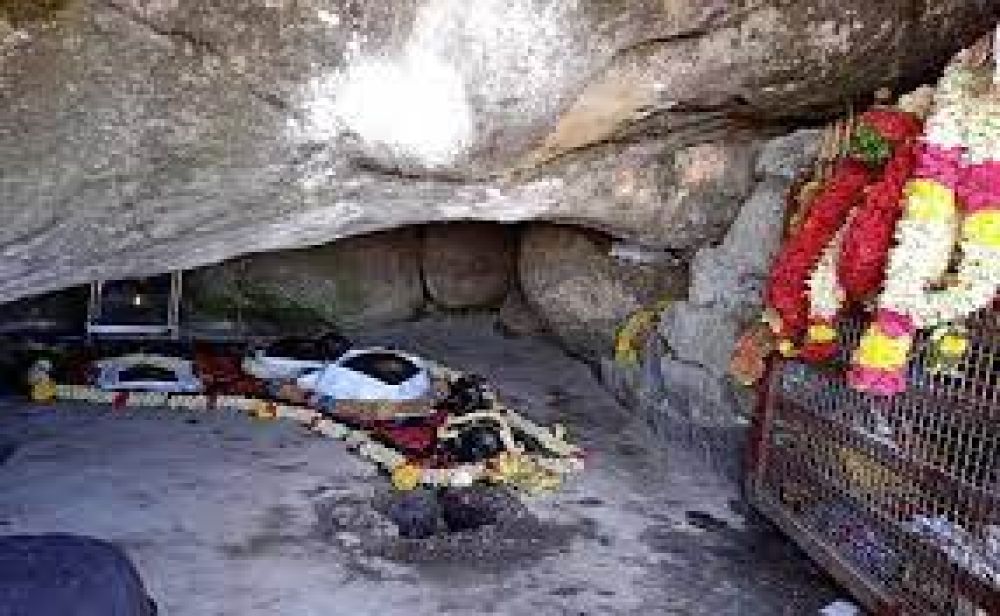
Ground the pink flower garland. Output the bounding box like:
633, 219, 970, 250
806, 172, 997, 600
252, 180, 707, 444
960, 161, 1000, 211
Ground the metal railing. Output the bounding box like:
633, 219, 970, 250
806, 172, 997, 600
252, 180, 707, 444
748, 311, 1000, 615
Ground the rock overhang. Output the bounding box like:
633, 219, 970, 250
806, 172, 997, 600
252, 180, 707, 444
1, 0, 998, 302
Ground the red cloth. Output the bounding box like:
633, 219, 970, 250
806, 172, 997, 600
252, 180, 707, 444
193, 351, 263, 396
367, 411, 448, 457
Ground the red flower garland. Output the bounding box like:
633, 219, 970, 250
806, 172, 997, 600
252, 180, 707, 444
765, 159, 871, 339
856, 109, 922, 146
838, 140, 919, 302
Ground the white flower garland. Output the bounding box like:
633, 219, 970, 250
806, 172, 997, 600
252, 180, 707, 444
879, 204, 961, 326
852, 62, 1000, 395
807, 222, 849, 321
879, 67, 1000, 329
909, 241, 1000, 326
50, 368, 584, 492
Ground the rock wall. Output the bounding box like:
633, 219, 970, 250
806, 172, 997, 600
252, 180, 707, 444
601, 129, 823, 480
186, 228, 427, 332
657, 130, 822, 424
2, 0, 998, 301
519, 224, 689, 360
183, 220, 688, 348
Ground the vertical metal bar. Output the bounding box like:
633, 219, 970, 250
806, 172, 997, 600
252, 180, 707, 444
86, 280, 102, 341
169, 271, 183, 340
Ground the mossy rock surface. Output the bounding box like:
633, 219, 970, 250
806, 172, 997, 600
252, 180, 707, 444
186, 229, 425, 333
0, 0, 72, 25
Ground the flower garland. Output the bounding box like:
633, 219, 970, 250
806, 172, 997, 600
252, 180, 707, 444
614, 298, 673, 364
798, 111, 923, 363
800, 222, 848, 362
769, 109, 922, 359
853, 109, 924, 150
49, 375, 585, 491
765, 159, 871, 348
850, 66, 1000, 396
838, 117, 922, 303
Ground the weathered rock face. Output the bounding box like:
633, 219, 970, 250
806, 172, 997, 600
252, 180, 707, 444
519, 225, 688, 360
2, 0, 998, 301
591, 129, 822, 481
422, 223, 513, 310
495, 285, 549, 339
186, 228, 425, 331
656, 129, 823, 426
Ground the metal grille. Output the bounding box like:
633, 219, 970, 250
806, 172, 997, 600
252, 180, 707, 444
748, 310, 1000, 615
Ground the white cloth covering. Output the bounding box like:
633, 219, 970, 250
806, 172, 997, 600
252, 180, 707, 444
95, 355, 202, 393
296, 349, 431, 402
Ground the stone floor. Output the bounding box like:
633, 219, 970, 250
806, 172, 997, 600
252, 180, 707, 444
0, 316, 842, 615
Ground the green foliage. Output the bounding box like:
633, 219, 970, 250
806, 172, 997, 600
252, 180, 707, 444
849, 124, 892, 167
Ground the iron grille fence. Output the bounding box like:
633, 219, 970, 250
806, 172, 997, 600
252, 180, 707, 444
748, 310, 1000, 615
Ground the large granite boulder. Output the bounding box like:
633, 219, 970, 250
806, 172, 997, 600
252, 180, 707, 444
519, 224, 688, 360
1, 0, 998, 301
422, 223, 514, 310
186, 228, 425, 331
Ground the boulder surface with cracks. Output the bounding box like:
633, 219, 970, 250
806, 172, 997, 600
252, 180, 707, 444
2, 0, 999, 300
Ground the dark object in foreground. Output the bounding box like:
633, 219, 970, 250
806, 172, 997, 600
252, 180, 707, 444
385, 490, 441, 540
439, 375, 491, 414
382, 486, 515, 539
449, 424, 506, 463
0, 534, 157, 616
439, 486, 505, 533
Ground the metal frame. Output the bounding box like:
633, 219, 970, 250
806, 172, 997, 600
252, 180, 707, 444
747, 310, 1000, 616
86, 271, 183, 340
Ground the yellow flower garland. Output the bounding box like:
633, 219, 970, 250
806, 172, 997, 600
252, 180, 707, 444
964, 210, 1000, 247
856, 331, 912, 370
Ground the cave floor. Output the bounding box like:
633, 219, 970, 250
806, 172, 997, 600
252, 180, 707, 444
0, 316, 841, 615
